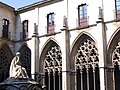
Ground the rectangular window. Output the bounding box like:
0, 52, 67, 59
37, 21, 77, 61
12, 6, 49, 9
78, 4, 88, 27
23, 20, 28, 39
47, 13, 55, 34
2, 19, 9, 38
115, 0, 120, 18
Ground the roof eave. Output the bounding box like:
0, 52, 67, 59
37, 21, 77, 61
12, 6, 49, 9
16, 0, 63, 14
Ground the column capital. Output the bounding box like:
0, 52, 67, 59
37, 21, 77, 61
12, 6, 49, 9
61, 27, 68, 31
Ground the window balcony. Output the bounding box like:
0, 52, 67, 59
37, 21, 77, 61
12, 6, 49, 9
114, 10, 120, 19
78, 17, 89, 27
47, 24, 55, 34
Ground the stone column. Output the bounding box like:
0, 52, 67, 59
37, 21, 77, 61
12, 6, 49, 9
53, 72, 55, 90
80, 69, 83, 90
86, 68, 89, 90
59, 71, 61, 90
31, 23, 39, 80
61, 22, 70, 90
48, 72, 51, 90
93, 66, 96, 90
96, 11, 107, 90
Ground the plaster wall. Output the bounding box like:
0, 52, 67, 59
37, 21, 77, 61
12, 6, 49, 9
0, 6, 15, 40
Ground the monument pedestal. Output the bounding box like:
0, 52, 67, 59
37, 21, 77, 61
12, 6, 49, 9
0, 77, 43, 90
0, 52, 45, 90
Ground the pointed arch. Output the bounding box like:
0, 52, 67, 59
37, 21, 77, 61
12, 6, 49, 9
71, 31, 97, 53
18, 44, 31, 78
107, 27, 120, 90
39, 38, 61, 71
107, 27, 120, 65
0, 43, 13, 82
39, 38, 62, 90
70, 31, 97, 69
70, 32, 100, 90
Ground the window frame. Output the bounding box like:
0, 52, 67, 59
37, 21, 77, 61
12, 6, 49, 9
22, 20, 28, 39
47, 12, 55, 34
78, 4, 88, 27
115, 0, 120, 18
2, 18, 9, 38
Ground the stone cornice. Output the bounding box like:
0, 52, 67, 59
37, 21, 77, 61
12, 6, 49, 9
16, 0, 63, 14
0, 2, 15, 13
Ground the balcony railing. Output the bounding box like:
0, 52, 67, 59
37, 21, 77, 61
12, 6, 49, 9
114, 10, 120, 19
79, 17, 88, 27
47, 24, 55, 34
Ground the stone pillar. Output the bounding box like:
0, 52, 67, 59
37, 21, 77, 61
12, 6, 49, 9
31, 23, 39, 80
96, 11, 107, 90
61, 21, 70, 90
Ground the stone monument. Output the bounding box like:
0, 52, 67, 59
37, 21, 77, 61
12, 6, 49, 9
0, 52, 44, 90
9, 52, 28, 78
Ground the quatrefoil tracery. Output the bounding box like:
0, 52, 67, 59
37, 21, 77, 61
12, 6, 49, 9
112, 42, 120, 66
45, 46, 62, 73
75, 39, 99, 70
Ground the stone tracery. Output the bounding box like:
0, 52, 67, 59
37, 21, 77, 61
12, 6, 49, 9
112, 42, 120, 66
75, 39, 99, 70
44, 45, 62, 90
45, 46, 62, 73
0, 48, 11, 82
112, 41, 120, 90
19, 46, 31, 78
75, 39, 100, 90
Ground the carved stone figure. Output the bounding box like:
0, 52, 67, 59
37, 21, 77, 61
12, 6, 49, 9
9, 52, 29, 78
63, 15, 68, 28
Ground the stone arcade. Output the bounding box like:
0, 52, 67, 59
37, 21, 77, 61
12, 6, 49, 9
0, 0, 120, 90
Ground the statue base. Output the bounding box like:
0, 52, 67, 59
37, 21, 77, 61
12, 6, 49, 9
0, 77, 42, 90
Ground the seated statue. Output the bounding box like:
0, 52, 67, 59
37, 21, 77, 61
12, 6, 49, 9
9, 52, 29, 78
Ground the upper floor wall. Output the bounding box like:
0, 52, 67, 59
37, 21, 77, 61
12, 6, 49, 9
16, 0, 120, 38
0, 2, 15, 40
68, 0, 100, 29
16, 0, 66, 41
103, 0, 115, 22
